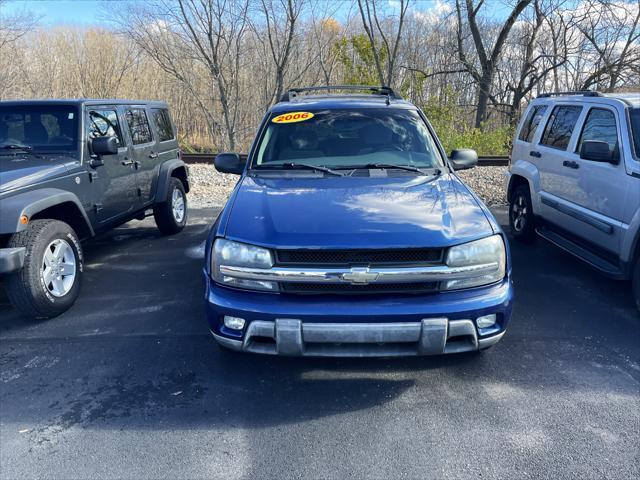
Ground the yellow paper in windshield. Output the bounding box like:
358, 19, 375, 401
272, 112, 315, 124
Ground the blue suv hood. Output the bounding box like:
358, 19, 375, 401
223, 173, 494, 249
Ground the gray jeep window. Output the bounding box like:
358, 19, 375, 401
88, 109, 122, 147
0, 104, 79, 151
125, 108, 153, 145
518, 105, 547, 143
151, 108, 175, 142
577, 108, 618, 158
540, 105, 582, 150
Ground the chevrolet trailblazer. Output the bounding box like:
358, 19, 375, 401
204, 86, 513, 356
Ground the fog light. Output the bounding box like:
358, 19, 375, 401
476, 314, 497, 329
224, 316, 246, 330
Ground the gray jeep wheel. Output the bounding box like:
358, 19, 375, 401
153, 177, 187, 235
6, 219, 83, 319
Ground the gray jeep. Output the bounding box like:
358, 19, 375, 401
0, 100, 190, 319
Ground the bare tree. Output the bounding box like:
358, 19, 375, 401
252, 0, 304, 106
456, 0, 533, 128
356, 0, 410, 87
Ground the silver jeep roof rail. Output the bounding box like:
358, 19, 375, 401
280, 85, 402, 103
537, 91, 603, 98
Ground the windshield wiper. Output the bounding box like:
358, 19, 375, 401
338, 163, 439, 175
0, 144, 41, 158
257, 162, 344, 176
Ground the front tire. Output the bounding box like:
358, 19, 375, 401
6, 220, 83, 319
509, 184, 536, 242
154, 177, 187, 235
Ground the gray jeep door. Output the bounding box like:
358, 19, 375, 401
86, 106, 137, 224
123, 106, 156, 207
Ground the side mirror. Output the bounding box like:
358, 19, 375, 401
450, 149, 478, 170
580, 140, 617, 164
91, 136, 118, 156
214, 153, 245, 175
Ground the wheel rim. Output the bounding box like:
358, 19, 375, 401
41, 239, 76, 297
511, 194, 528, 232
171, 187, 185, 223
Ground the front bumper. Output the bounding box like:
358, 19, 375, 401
0, 247, 25, 274
205, 273, 513, 357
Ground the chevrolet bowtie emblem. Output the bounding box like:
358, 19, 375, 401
341, 267, 379, 284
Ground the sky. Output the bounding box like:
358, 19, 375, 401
2, 0, 473, 27
2, 0, 110, 25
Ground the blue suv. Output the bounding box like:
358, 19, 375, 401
204, 86, 513, 356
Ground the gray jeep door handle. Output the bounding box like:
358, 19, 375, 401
121, 159, 133, 166
149, 151, 159, 159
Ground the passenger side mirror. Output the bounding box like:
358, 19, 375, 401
450, 149, 478, 170
580, 140, 617, 164
91, 136, 118, 156
214, 153, 245, 175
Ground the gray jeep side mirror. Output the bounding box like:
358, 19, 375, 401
214, 153, 245, 175
91, 136, 118, 156
450, 149, 478, 170
580, 140, 617, 164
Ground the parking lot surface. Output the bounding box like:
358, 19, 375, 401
1, 208, 638, 480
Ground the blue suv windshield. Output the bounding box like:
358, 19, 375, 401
0, 104, 79, 153
253, 108, 444, 170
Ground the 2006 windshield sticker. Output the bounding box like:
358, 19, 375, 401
272, 112, 314, 124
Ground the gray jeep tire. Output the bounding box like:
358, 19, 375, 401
6, 219, 83, 319
154, 177, 187, 235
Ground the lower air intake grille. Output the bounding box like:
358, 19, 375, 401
280, 282, 439, 295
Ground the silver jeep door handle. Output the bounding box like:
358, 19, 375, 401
149, 151, 159, 159
121, 159, 133, 166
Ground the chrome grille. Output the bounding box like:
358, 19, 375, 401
275, 248, 444, 266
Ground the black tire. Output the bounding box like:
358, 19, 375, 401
509, 184, 536, 242
6, 219, 83, 319
632, 259, 640, 312
154, 177, 187, 235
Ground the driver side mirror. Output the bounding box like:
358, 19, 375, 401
450, 149, 478, 170
214, 153, 245, 175
580, 140, 617, 164
91, 136, 118, 157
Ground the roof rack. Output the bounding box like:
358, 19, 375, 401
280, 85, 402, 103
537, 91, 603, 98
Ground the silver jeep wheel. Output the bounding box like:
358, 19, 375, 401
511, 194, 527, 232
172, 187, 185, 223
42, 238, 77, 297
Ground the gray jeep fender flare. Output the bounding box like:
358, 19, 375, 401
154, 159, 190, 204
0, 188, 94, 236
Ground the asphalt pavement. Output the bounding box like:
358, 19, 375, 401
1, 208, 638, 480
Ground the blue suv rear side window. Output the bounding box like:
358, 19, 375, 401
540, 105, 582, 150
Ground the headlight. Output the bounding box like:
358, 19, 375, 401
443, 235, 506, 290
211, 239, 277, 291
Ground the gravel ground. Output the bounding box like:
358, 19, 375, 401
187, 164, 509, 208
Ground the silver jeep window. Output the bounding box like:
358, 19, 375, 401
577, 108, 618, 158
540, 105, 582, 150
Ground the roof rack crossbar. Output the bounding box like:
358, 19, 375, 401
280, 85, 402, 102
537, 91, 603, 98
